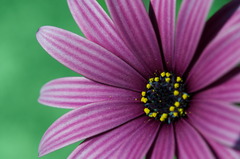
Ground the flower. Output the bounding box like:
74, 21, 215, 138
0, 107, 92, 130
37, 0, 240, 158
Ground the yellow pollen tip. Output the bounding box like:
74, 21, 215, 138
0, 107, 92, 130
141, 97, 148, 103
146, 84, 151, 89
173, 90, 179, 96
161, 72, 166, 77
149, 112, 157, 118
154, 77, 160, 82
178, 108, 184, 114
174, 101, 180, 107
169, 106, 175, 111
173, 112, 178, 117
165, 78, 171, 83
149, 78, 154, 82
144, 108, 150, 115
176, 77, 182, 82
160, 117, 166, 122
162, 113, 168, 118
174, 83, 179, 88
182, 94, 188, 100
141, 91, 146, 96
166, 72, 171, 77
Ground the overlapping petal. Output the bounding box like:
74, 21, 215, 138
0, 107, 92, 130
150, 0, 176, 71
68, 116, 148, 159
36, 26, 146, 91
149, 124, 175, 159
194, 74, 240, 103
67, 0, 150, 77
176, 120, 215, 159
106, 0, 163, 75
187, 24, 240, 92
188, 100, 240, 147
38, 100, 143, 156
174, 0, 213, 75
39, 77, 140, 109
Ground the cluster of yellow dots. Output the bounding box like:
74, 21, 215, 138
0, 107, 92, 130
141, 72, 189, 122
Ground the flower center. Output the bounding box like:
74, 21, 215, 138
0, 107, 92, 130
141, 72, 190, 124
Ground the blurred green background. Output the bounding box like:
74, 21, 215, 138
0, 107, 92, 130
0, 0, 230, 158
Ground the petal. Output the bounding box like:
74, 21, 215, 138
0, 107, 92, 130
68, 116, 149, 159
175, 120, 215, 159
174, 0, 213, 75
106, 0, 163, 74
111, 119, 160, 159
194, 74, 240, 103
187, 24, 240, 92
38, 100, 143, 156
36, 26, 146, 91
149, 124, 175, 159
187, 100, 240, 148
39, 77, 140, 109
150, 0, 176, 71
67, 0, 150, 77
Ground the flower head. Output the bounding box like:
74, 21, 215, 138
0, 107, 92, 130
37, 0, 240, 158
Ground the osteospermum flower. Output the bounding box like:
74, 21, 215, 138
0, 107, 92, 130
37, 0, 240, 158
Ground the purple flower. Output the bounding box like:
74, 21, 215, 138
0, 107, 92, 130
37, 0, 240, 158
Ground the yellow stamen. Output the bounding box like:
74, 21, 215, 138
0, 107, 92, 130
141, 97, 148, 103
176, 77, 182, 82
173, 90, 179, 96
174, 101, 180, 107
161, 72, 166, 77
154, 77, 160, 82
141, 91, 146, 96
149, 78, 154, 82
144, 108, 150, 115
149, 112, 157, 118
178, 108, 184, 115
166, 72, 171, 77
162, 113, 168, 118
169, 106, 175, 111
160, 117, 165, 122
182, 94, 188, 100
173, 112, 178, 117
174, 83, 179, 88
146, 84, 151, 89
165, 78, 171, 83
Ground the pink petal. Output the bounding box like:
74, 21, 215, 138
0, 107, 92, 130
38, 100, 143, 156
106, 0, 163, 75
174, 0, 213, 75
39, 77, 140, 109
36, 26, 146, 91
194, 74, 240, 103
149, 124, 175, 159
68, 116, 149, 159
150, 0, 176, 71
67, 0, 150, 77
187, 24, 240, 92
187, 100, 240, 147
175, 120, 215, 159
110, 119, 160, 159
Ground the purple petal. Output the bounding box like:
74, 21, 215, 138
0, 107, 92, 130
106, 0, 163, 75
67, 0, 150, 77
194, 74, 240, 103
187, 100, 240, 147
39, 77, 140, 109
150, 0, 176, 71
149, 124, 175, 159
36, 26, 146, 91
174, 0, 213, 75
68, 116, 149, 159
38, 100, 143, 156
187, 24, 240, 92
175, 120, 215, 159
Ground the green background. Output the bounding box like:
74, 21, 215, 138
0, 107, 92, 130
0, 0, 230, 158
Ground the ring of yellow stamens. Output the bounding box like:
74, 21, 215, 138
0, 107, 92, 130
141, 72, 190, 124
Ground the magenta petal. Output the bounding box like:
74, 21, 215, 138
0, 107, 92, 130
194, 74, 240, 103
174, 0, 213, 75
36, 26, 146, 91
67, 0, 150, 77
106, 0, 163, 74
39, 77, 139, 109
68, 116, 149, 159
187, 24, 240, 92
176, 120, 215, 159
111, 119, 160, 159
150, 0, 176, 71
188, 100, 240, 147
38, 100, 143, 156
149, 125, 175, 159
